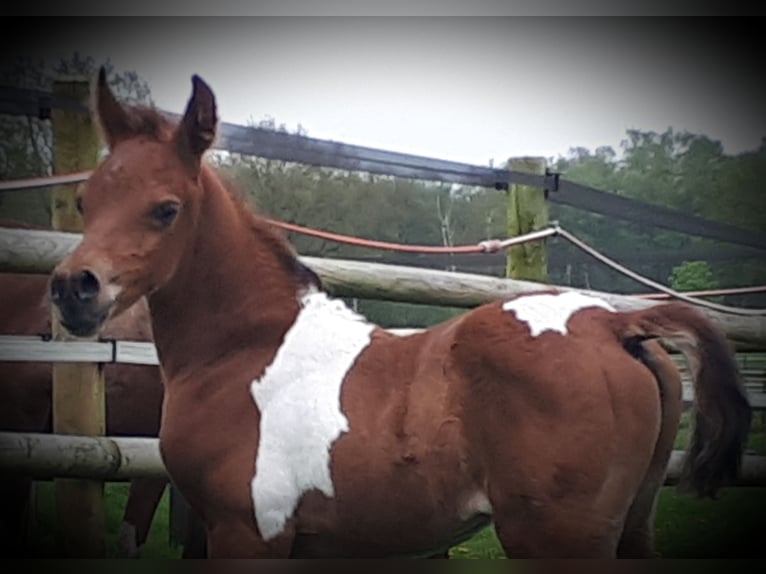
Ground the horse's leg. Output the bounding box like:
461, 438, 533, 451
166, 484, 207, 558
117, 478, 168, 558
181, 507, 207, 558
617, 342, 683, 558
492, 495, 621, 558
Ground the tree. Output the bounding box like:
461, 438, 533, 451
0, 54, 152, 226
547, 128, 766, 304
668, 261, 718, 292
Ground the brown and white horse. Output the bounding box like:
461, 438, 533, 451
0, 268, 165, 558
48, 69, 752, 558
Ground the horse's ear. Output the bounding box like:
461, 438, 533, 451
94, 66, 134, 148
175, 75, 217, 176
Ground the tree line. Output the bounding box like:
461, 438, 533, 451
1, 57, 764, 327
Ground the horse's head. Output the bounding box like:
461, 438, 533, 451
50, 68, 218, 337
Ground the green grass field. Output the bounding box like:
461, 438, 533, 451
23, 414, 766, 559
27, 481, 182, 559
26, 483, 766, 559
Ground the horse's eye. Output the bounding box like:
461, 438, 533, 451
152, 201, 180, 228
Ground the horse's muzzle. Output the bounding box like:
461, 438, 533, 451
49, 269, 110, 337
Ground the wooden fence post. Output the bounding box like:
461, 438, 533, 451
50, 77, 106, 557
506, 157, 549, 282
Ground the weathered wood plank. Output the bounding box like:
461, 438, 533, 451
0, 432, 164, 480
4, 335, 766, 409
114, 341, 159, 366
0, 226, 81, 273
0, 336, 158, 365
303, 256, 766, 351
50, 77, 105, 558
1, 431, 764, 486
506, 157, 548, 282
0, 337, 111, 363
0, 228, 764, 350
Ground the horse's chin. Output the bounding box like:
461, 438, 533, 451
59, 315, 106, 339
56, 305, 111, 339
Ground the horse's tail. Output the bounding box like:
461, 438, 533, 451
611, 302, 751, 498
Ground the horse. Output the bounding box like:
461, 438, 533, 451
0, 264, 166, 558
47, 68, 752, 558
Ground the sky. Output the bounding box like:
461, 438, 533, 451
7, 17, 766, 167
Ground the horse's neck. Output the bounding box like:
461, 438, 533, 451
149, 178, 301, 381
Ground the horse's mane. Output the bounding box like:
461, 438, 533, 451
200, 163, 322, 290
97, 105, 177, 144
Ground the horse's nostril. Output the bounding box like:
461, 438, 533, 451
73, 270, 101, 301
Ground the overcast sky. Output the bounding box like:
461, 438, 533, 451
12, 17, 766, 166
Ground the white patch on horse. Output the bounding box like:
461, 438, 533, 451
105, 282, 122, 304
502, 291, 615, 336
250, 291, 375, 541
458, 490, 493, 521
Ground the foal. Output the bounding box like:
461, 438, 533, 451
49, 69, 751, 558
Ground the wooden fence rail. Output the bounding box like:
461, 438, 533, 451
0, 335, 158, 365
0, 432, 162, 480
1, 226, 765, 350
2, 431, 765, 487
2, 334, 765, 411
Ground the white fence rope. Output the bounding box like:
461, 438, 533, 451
551, 224, 766, 317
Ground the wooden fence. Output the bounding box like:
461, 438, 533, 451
2, 80, 766, 557
3, 84, 766, 251
2, 225, 765, 351
4, 431, 766, 487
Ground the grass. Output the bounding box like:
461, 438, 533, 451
447, 487, 766, 559
23, 416, 766, 559
27, 481, 181, 559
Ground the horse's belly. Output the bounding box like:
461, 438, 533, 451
292, 512, 492, 558
291, 481, 493, 558
286, 400, 489, 556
